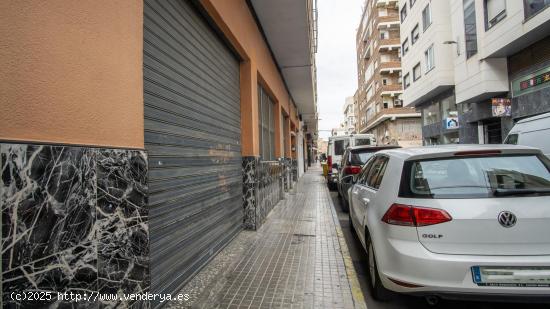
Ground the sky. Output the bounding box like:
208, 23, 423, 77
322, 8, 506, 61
316, 0, 364, 140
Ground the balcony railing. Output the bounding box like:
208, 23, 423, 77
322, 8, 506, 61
376, 0, 399, 7
379, 61, 401, 71
366, 107, 419, 127
378, 38, 401, 51
377, 84, 402, 95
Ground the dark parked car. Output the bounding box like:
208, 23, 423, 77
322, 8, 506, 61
336, 145, 400, 212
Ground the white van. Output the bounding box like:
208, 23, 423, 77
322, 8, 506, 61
504, 112, 550, 157
326, 134, 376, 190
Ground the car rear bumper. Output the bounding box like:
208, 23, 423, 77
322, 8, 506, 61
376, 238, 550, 296
406, 291, 550, 303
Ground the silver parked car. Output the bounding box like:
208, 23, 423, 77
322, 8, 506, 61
347, 144, 550, 304
337, 145, 400, 212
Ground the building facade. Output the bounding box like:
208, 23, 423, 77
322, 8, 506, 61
0, 0, 317, 307
401, 0, 550, 145
343, 96, 357, 134
356, 0, 422, 147
399, 0, 459, 145
450, 0, 550, 144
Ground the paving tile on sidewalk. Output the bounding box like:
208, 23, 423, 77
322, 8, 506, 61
168, 166, 366, 309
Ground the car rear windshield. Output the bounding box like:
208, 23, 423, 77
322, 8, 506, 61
400, 155, 550, 198
349, 151, 375, 165
355, 138, 372, 146
334, 140, 348, 155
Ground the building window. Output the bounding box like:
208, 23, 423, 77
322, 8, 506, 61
523, 0, 550, 19
258, 84, 276, 160
382, 78, 388, 85
422, 3, 432, 31
413, 63, 421, 81
411, 24, 420, 44
425, 45, 435, 72
400, 5, 407, 22
380, 31, 387, 40
402, 38, 409, 56
422, 102, 441, 126
485, 0, 506, 29
463, 0, 478, 59
403, 73, 411, 89
410, 0, 416, 7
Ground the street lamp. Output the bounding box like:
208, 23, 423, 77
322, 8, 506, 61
443, 40, 460, 56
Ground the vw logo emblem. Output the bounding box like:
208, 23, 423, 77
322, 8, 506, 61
498, 211, 517, 228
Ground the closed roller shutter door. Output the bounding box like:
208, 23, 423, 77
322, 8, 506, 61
143, 0, 242, 303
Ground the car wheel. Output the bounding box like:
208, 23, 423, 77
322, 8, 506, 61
366, 236, 392, 301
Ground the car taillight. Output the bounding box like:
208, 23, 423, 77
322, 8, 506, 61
381, 203, 452, 227
343, 165, 362, 174
327, 155, 332, 168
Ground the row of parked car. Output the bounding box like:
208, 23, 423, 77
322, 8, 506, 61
324, 112, 550, 305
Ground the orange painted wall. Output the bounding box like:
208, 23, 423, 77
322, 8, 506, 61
0, 0, 144, 149
201, 0, 299, 157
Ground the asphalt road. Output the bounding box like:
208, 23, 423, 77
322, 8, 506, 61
328, 190, 550, 309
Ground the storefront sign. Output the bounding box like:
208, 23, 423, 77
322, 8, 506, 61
491, 98, 511, 117
444, 117, 459, 129
511, 66, 550, 98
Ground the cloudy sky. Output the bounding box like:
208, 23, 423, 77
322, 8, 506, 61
316, 0, 364, 139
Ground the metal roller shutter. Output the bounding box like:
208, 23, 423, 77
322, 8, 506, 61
143, 0, 242, 303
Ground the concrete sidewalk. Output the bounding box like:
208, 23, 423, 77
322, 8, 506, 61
168, 166, 367, 309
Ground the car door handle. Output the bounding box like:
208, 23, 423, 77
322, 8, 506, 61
362, 198, 370, 204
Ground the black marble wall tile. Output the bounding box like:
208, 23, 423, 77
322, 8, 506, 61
1, 144, 97, 308
1, 143, 149, 309
242, 157, 259, 230
241, 157, 284, 230
256, 161, 283, 229
96, 149, 149, 308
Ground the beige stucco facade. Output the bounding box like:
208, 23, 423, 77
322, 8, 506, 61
0, 0, 144, 149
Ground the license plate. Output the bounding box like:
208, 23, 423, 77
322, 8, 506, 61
472, 266, 550, 287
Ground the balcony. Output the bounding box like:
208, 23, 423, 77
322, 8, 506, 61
379, 61, 401, 74
362, 43, 372, 59
377, 15, 400, 29
378, 84, 403, 97
365, 107, 420, 131
378, 38, 400, 51
376, 0, 398, 7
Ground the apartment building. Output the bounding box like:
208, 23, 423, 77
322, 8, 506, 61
450, 0, 550, 143
356, 0, 422, 146
401, 0, 550, 145
343, 95, 357, 134
400, 0, 459, 145
1, 0, 317, 307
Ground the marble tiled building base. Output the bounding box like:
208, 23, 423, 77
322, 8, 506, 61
242, 157, 299, 231
242, 157, 284, 231
1, 143, 149, 308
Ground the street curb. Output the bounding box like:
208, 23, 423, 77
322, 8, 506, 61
328, 191, 368, 309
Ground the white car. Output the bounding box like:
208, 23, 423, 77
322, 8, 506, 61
504, 111, 550, 158
347, 144, 550, 304
326, 134, 376, 190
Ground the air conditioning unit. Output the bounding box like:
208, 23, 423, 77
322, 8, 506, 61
394, 100, 403, 107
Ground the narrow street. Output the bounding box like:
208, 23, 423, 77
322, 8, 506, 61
167, 164, 550, 309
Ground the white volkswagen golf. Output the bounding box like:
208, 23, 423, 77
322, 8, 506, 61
347, 145, 550, 304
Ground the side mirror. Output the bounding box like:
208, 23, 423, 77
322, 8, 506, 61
352, 174, 358, 184
342, 174, 356, 184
